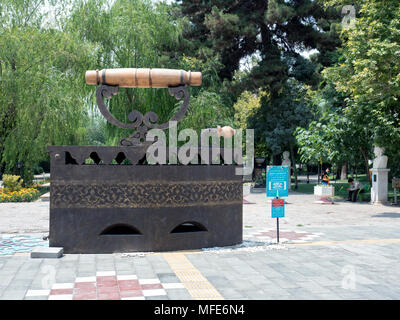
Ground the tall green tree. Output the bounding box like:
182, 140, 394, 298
177, 0, 341, 93
67, 0, 226, 146
176, 0, 343, 161
249, 79, 314, 187
0, 0, 95, 182
323, 0, 400, 177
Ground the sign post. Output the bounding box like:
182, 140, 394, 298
267, 166, 289, 243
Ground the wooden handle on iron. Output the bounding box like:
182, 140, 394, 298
85, 68, 202, 88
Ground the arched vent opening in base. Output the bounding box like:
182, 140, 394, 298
170, 222, 207, 233
100, 224, 142, 235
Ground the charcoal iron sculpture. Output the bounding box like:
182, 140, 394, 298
47, 68, 243, 253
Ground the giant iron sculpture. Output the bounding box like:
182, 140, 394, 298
47, 68, 243, 253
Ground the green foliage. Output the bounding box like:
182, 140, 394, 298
67, 0, 188, 146
250, 79, 314, 157
233, 90, 267, 156
176, 90, 233, 136
179, 0, 342, 94
86, 113, 107, 146
66, 0, 230, 146
2, 174, 23, 192
233, 90, 266, 131
0, 186, 40, 202
322, 0, 400, 177
0, 1, 95, 182
0, 0, 234, 178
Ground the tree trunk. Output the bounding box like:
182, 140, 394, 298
359, 147, 371, 184
289, 144, 298, 189
341, 163, 347, 180
306, 164, 310, 184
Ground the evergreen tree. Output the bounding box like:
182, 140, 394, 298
177, 0, 342, 93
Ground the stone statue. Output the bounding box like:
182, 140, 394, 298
372, 146, 388, 169
282, 151, 291, 167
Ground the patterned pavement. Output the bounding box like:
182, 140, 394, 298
1, 226, 400, 300
244, 228, 323, 243
25, 271, 186, 300
0, 235, 48, 256
2, 191, 400, 300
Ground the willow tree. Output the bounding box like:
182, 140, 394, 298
66, 0, 221, 146
0, 0, 95, 182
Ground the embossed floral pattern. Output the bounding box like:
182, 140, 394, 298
51, 181, 242, 208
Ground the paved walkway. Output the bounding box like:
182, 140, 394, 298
1, 189, 400, 300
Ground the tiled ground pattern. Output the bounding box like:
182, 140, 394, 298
25, 271, 185, 300
0, 235, 48, 256
244, 228, 323, 243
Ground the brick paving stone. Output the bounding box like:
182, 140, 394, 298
61, 255, 79, 261
307, 276, 340, 287
281, 270, 310, 283
231, 279, 259, 291
14, 271, 38, 280
0, 276, 15, 288
58, 261, 77, 269
77, 268, 96, 276
146, 295, 170, 300
0, 289, 27, 300
270, 278, 301, 289
55, 271, 76, 283
114, 262, 133, 270
24, 295, 49, 300
95, 264, 115, 271
95, 254, 114, 260
79, 255, 96, 263
297, 281, 335, 294
115, 269, 136, 276
0, 285, 7, 297
334, 291, 364, 299
244, 289, 272, 300
217, 288, 245, 299
135, 269, 157, 279
256, 266, 286, 279
157, 273, 180, 283
197, 269, 221, 277
316, 292, 346, 300
223, 272, 241, 281
365, 284, 400, 299
286, 287, 319, 299
6, 278, 32, 290
246, 275, 274, 287
357, 290, 391, 300
165, 289, 193, 300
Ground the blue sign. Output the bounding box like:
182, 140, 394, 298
271, 199, 285, 218
266, 166, 289, 197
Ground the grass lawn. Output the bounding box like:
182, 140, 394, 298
290, 174, 398, 203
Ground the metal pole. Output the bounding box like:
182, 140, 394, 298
277, 217, 279, 243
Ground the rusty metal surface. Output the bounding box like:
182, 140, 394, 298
47, 83, 243, 253
47, 148, 243, 253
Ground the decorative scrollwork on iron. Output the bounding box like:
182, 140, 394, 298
96, 84, 190, 146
